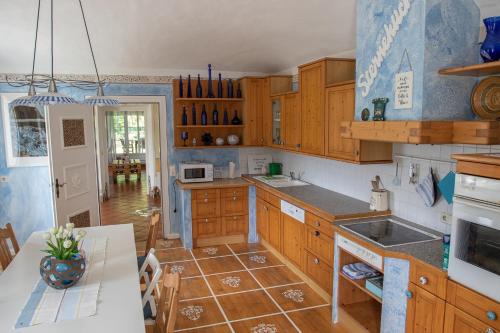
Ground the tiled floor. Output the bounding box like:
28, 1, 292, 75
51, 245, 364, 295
153, 243, 348, 333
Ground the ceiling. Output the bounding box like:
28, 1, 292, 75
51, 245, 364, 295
0, 0, 495, 77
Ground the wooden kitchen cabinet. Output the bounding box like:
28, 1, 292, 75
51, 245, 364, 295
304, 250, 333, 294
241, 77, 265, 146
443, 304, 495, 333
222, 215, 248, 236
193, 218, 221, 239
326, 83, 392, 163
406, 283, 446, 333
282, 213, 304, 269
305, 225, 334, 264
256, 198, 269, 241
267, 203, 282, 253
282, 92, 301, 151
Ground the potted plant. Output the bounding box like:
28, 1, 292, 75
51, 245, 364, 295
39, 224, 87, 289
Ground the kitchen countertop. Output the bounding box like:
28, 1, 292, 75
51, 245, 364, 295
334, 215, 445, 270
176, 177, 251, 190
243, 174, 390, 221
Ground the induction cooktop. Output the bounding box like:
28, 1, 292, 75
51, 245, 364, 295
341, 219, 440, 248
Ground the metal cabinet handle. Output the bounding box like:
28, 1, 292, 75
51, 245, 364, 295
314, 231, 320, 237
486, 311, 497, 321
204, 219, 208, 223
419, 276, 428, 285
405, 290, 413, 299
313, 258, 320, 265
233, 197, 237, 201
233, 216, 237, 220
314, 221, 320, 227
233, 191, 237, 196
204, 198, 208, 203
204, 192, 208, 197
485, 328, 494, 333
55, 178, 66, 199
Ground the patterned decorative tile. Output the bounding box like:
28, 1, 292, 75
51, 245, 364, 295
267, 284, 328, 311
228, 242, 267, 254
192, 245, 233, 259
206, 271, 260, 295
164, 260, 200, 278
175, 297, 225, 330
217, 290, 280, 321
237, 252, 281, 269
230, 314, 299, 333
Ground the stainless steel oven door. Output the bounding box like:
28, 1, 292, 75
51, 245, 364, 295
450, 197, 500, 302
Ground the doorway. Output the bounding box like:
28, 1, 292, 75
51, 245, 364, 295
93, 96, 170, 245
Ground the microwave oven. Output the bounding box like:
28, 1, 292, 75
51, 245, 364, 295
449, 174, 500, 302
179, 162, 214, 183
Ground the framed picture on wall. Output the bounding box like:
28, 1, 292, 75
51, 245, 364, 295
1, 93, 48, 167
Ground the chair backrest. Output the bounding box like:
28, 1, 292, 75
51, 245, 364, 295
155, 268, 180, 333
145, 212, 161, 256
0, 223, 20, 269
140, 249, 163, 318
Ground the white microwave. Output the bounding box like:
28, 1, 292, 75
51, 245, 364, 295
449, 174, 500, 302
179, 162, 213, 183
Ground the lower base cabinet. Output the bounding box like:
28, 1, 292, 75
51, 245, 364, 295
267, 204, 282, 252
406, 283, 445, 333
304, 250, 333, 294
282, 214, 304, 269
444, 304, 495, 333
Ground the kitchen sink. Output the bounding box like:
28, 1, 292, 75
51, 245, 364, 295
253, 175, 309, 188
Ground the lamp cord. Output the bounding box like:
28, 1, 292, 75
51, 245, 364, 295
50, 0, 54, 79
78, 0, 101, 84
30, 0, 41, 84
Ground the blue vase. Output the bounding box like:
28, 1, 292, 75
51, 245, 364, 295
191, 103, 197, 125
182, 106, 188, 125
196, 74, 203, 98
187, 75, 192, 98
207, 64, 215, 98
217, 73, 223, 98
212, 103, 219, 125
179, 75, 184, 98
223, 108, 229, 125
481, 16, 500, 63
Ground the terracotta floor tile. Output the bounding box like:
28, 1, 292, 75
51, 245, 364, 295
227, 242, 267, 254
267, 283, 328, 311
217, 290, 280, 321
156, 248, 194, 262
197, 256, 245, 275
230, 314, 299, 333
179, 277, 212, 300
164, 261, 200, 278
175, 297, 225, 330
251, 266, 302, 288
205, 271, 260, 295
180, 324, 232, 332
192, 245, 233, 259
287, 305, 348, 333
237, 251, 282, 269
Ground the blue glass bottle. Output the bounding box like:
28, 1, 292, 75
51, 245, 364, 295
196, 74, 203, 98
181, 106, 188, 125
201, 104, 207, 125
207, 64, 215, 98
481, 16, 500, 62
179, 75, 184, 98
227, 79, 234, 98
212, 103, 219, 125
186, 74, 192, 98
223, 108, 229, 125
217, 73, 223, 98
236, 83, 242, 98
231, 109, 242, 125
191, 103, 197, 125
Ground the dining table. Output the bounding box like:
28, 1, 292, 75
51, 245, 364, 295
0, 224, 145, 333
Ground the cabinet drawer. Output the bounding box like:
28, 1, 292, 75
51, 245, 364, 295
222, 215, 248, 236
221, 195, 248, 216
447, 280, 500, 330
444, 304, 496, 333
256, 187, 266, 199
193, 189, 219, 201
266, 192, 281, 208
222, 187, 247, 198
192, 198, 219, 218
411, 261, 447, 299
305, 225, 334, 264
193, 217, 221, 238
305, 212, 333, 237
305, 250, 333, 294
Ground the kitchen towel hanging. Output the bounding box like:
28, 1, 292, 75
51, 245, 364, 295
415, 168, 436, 207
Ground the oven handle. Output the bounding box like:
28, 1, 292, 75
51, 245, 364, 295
454, 196, 500, 212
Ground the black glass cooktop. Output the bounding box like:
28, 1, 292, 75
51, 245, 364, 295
342, 219, 439, 247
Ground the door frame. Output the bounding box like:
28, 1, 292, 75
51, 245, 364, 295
94, 95, 171, 238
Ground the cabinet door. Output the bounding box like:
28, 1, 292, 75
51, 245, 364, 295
300, 62, 325, 155
444, 304, 494, 333
221, 195, 248, 216
267, 204, 282, 252
262, 79, 273, 146
326, 84, 358, 161
222, 215, 248, 236
192, 198, 219, 218
193, 218, 221, 238
242, 78, 264, 146
305, 225, 334, 264
406, 283, 445, 333
282, 93, 301, 151
282, 214, 304, 269
256, 198, 269, 241
271, 97, 283, 146
304, 250, 333, 294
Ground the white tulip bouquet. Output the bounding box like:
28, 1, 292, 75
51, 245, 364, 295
42, 223, 87, 260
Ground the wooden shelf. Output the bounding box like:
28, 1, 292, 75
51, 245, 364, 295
340, 300, 381, 333
339, 273, 382, 304
438, 61, 500, 77
176, 125, 244, 129
175, 98, 244, 102
341, 120, 500, 145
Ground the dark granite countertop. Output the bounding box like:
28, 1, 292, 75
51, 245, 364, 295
335, 215, 445, 270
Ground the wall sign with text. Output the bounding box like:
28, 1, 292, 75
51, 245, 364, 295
394, 71, 413, 109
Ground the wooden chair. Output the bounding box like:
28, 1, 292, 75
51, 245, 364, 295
137, 212, 161, 269
139, 249, 162, 318
0, 223, 20, 269
145, 267, 180, 333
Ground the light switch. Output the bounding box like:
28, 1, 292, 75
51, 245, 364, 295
169, 165, 176, 177
0, 176, 8, 183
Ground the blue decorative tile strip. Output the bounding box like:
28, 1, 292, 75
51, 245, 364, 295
331, 232, 341, 323
180, 189, 192, 249
247, 185, 258, 243
380, 257, 410, 333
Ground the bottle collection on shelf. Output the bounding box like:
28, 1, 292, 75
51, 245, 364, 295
181, 103, 242, 126
178, 64, 242, 99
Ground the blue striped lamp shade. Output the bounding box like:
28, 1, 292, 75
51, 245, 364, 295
29, 93, 79, 105
82, 96, 120, 106
10, 95, 36, 106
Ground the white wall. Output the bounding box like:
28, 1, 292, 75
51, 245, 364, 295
273, 144, 500, 234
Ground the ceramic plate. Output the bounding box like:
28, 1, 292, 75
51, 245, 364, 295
471, 76, 500, 120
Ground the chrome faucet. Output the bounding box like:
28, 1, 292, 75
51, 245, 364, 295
290, 171, 297, 180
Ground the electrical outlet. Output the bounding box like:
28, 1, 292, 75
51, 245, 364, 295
169, 165, 176, 177
0, 176, 8, 183
440, 212, 452, 225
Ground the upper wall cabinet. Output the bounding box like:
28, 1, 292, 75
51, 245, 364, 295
299, 58, 356, 155
282, 93, 301, 151
241, 78, 265, 146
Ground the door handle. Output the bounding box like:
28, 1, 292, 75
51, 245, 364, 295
55, 178, 66, 199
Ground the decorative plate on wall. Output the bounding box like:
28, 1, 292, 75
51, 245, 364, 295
471, 76, 500, 120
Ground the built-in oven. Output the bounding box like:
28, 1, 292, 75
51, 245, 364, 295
449, 174, 500, 302
178, 162, 214, 183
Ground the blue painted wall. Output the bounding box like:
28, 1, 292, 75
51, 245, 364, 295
0, 82, 243, 244
355, 0, 479, 121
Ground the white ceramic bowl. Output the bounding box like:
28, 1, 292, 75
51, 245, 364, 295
215, 137, 225, 146
227, 134, 239, 145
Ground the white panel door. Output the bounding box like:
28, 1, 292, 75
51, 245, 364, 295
46, 104, 99, 228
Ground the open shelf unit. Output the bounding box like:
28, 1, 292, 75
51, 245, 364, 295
173, 79, 246, 148
438, 61, 500, 76
339, 272, 382, 304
